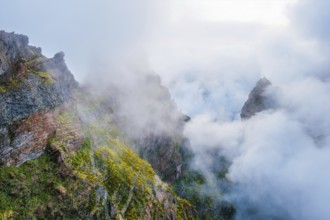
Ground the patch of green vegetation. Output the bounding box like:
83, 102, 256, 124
68, 138, 101, 184
76, 90, 194, 219
31, 70, 55, 84
22, 56, 55, 84
80, 134, 193, 219
95, 139, 155, 213
0, 86, 7, 93
0, 78, 24, 94
56, 108, 78, 126
0, 88, 196, 219
0, 140, 96, 219
25, 56, 47, 71
173, 169, 236, 220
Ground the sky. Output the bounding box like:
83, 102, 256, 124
1, 0, 330, 219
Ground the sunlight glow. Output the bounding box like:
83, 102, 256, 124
172, 0, 298, 25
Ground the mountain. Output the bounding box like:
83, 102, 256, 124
0, 30, 244, 220
0, 31, 194, 219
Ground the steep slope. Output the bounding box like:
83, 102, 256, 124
0, 31, 193, 219
76, 89, 195, 219
100, 74, 236, 219
98, 73, 191, 183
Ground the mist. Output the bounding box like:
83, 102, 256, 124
1, 0, 330, 219
182, 0, 330, 219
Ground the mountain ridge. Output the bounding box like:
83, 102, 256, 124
0, 31, 194, 219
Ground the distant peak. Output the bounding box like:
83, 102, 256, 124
240, 77, 272, 119
256, 77, 271, 88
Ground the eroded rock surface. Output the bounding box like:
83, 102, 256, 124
0, 31, 80, 165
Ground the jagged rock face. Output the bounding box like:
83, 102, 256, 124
0, 31, 81, 166
241, 77, 272, 119
138, 135, 185, 183
0, 111, 56, 166
0, 31, 41, 78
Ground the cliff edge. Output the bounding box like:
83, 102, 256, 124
0, 31, 81, 166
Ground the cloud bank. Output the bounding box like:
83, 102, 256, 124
182, 1, 330, 219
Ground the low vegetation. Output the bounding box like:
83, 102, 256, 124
0, 107, 194, 220
0, 141, 95, 219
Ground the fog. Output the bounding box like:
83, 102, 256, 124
1, 0, 330, 219
183, 1, 330, 218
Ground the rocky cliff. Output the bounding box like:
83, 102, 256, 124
0, 31, 81, 166
0, 31, 194, 219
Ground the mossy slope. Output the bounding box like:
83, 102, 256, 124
0, 101, 194, 220
0, 142, 94, 219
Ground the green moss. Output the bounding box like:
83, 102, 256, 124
0, 78, 24, 94
90, 136, 193, 219
25, 56, 47, 71
31, 70, 55, 84
56, 109, 77, 125
74, 89, 195, 219
0, 125, 194, 219
0, 88, 195, 219
0, 86, 7, 93
94, 141, 154, 213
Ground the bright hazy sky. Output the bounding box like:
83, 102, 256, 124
172, 0, 298, 25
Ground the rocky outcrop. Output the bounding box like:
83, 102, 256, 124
1, 111, 56, 166
241, 77, 273, 119
0, 31, 81, 166
0, 31, 40, 77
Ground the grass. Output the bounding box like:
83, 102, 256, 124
0, 142, 95, 219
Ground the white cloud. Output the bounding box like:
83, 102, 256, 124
171, 0, 298, 25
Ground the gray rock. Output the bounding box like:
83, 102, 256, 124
241, 77, 272, 119
0, 31, 41, 78
0, 53, 10, 76
0, 31, 78, 166
0, 74, 74, 126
